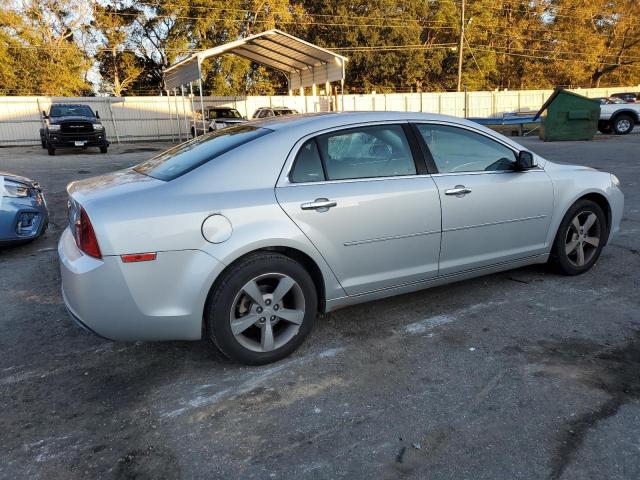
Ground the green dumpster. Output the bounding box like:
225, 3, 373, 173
534, 88, 600, 141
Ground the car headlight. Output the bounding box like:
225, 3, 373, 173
611, 174, 621, 187
2, 180, 31, 198
93, 124, 104, 131
48, 124, 61, 131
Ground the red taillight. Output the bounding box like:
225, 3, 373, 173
75, 208, 102, 259
120, 252, 157, 263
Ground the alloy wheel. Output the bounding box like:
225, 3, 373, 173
229, 273, 306, 353
564, 210, 601, 267
616, 118, 632, 133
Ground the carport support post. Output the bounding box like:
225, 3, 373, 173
198, 78, 206, 135
166, 90, 175, 143
341, 79, 345, 112
181, 85, 189, 139
189, 83, 196, 137
173, 88, 182, 142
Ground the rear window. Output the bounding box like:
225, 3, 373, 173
134, 125, 271, 181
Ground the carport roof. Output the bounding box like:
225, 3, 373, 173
163, 29, 347, 91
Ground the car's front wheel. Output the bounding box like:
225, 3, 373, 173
550, 199, 606, 275
206, 252, 318, 365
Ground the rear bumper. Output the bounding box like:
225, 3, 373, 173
58, 227, 225, 341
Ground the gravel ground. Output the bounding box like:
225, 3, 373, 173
0, 133, 639, 480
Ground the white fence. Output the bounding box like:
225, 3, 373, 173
0, 86, 637, 146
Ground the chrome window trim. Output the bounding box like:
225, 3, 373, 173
277, 120, 418, 188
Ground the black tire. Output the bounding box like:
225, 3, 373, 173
41, 139, 46, 149
100, 145, 108, 153
549, 199, 607, 275
597, 121, 612, 134
206, 252, 318, 365
612, 114, 634, 135
47, 144, 55, 156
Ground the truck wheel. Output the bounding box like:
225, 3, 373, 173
47, 144, 55, 156
41, 139, 46, 149
597, 121, 612, 134
612, 114, 634, 135
100, 145, 108, 153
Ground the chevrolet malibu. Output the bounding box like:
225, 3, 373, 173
58, 112, 624, 365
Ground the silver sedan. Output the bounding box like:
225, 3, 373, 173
58, 112, 624, 365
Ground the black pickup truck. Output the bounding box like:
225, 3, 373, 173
40, 104, 109, 156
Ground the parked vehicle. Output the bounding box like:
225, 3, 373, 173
191, 107, 246, 137
252, 107, 299, 119
59, 112, 624, 365
1, 171, 48, 246
597, 98, 640, 134
40, 104, 109, 156
611, 92, 638, 103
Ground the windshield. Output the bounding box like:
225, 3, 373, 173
134, 125, 271, 181
49, 105, 95, 117
210, 109, 242, 119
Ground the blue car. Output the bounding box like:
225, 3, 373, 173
0, 171, 48, 246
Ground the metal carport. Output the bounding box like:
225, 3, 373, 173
162, 29, 347, 141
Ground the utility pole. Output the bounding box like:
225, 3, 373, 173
457, 0, 465, 92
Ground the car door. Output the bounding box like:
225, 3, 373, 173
413, 122, 554, 276
276, 123, 442, 295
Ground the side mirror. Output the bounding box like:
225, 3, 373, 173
42, 111, 48, 119
516, 151, 535, 171
95, 111, 100, 119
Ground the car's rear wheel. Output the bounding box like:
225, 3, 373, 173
550, 199, 606, 275
206, 252, 318, 365
612, 114, 634, 135
597, 121, 612, 134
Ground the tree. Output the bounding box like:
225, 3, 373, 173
93, 3, 145, 95
0, 0, 92, 95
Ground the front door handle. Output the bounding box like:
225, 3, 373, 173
445, 185, 472, 197
301, 198, 337, 212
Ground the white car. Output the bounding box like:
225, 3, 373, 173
597, 97, 640, 134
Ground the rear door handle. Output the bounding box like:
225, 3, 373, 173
444, 185, 472, 196
301, 198, 337, 211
